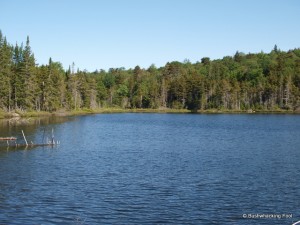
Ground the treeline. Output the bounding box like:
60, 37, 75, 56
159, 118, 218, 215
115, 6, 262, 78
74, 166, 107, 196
0, 31, 299, 112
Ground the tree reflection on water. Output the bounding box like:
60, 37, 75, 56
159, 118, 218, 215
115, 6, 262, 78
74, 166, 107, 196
0, 116, 73, 150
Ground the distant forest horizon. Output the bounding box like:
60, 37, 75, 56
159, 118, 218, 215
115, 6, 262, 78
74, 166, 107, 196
0, 31, 300, 112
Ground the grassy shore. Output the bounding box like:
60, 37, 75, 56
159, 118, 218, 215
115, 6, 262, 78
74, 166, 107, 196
52, 108, 191, 116
0, 107, 298, 119
0, 108, 189, 119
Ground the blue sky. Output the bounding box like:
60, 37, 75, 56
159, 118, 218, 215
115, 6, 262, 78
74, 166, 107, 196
1, 0, 299, 71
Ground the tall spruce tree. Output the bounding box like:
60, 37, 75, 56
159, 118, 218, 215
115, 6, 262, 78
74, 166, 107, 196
0, 33, 13, 111
21, 36, 36, 110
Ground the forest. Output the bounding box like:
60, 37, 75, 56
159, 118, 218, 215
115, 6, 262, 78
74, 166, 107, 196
0, 31, 300, 113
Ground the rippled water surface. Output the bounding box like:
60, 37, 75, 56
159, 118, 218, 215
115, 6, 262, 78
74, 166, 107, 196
0, 113, 300, 224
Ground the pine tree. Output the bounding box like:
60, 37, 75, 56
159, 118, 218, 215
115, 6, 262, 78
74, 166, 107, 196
0, 33, 13, 111
20, 36, 36, 109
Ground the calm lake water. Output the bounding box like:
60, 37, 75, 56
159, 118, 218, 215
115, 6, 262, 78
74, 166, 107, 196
0, 113, 299, 225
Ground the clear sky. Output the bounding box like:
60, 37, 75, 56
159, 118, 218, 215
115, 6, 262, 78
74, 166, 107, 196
1, 0, 299, 71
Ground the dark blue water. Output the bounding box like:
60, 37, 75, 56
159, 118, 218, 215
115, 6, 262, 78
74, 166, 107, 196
0, 114, 299, 225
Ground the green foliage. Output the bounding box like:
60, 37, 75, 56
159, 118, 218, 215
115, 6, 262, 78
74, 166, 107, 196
0, 30, 299, 113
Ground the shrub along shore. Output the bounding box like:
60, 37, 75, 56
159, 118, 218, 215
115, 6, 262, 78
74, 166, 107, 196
0, 108, 298, 120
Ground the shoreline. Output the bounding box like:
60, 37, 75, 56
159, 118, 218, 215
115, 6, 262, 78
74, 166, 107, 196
0, 108, 299, 119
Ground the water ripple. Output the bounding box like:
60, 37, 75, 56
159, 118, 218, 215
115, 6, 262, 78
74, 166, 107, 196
0, 114, 299, 224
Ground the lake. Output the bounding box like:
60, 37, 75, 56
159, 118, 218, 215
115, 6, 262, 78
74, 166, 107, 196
0, 113, 299, 224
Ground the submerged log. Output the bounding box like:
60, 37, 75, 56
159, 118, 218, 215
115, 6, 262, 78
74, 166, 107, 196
4, 142, 59, 150
0, 137, 17, 141
13, 143, 57, 147
1, 129, 60, 149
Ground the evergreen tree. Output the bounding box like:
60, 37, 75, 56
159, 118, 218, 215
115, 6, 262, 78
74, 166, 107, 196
18, 36, 36, 110
0, 34, 13, 111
